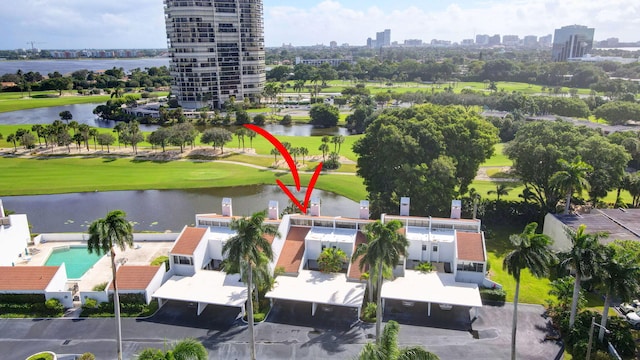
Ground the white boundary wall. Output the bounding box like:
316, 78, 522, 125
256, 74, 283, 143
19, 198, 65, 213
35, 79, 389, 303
34, 232, 179, 244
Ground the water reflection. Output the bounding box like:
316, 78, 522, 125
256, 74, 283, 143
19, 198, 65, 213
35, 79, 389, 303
2, 185, 359, 233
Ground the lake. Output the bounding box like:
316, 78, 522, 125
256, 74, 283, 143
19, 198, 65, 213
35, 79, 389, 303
0, 58, 170, 75
0, 103, 350, 135
1, 186, 360, 233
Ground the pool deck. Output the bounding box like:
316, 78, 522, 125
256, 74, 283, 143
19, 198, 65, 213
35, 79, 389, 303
17, 240, 173, 291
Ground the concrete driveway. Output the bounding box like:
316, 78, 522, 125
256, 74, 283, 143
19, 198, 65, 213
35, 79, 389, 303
0, 302, 561, 360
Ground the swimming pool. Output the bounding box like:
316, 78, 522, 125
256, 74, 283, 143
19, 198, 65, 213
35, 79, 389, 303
45, 246, 104, 279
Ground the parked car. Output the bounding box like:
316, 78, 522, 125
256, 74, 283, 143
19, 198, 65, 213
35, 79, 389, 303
618, 299, 640, 314
626, 310, 640, 329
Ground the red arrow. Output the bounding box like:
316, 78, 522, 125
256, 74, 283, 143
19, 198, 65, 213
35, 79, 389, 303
244, 124, 324, 213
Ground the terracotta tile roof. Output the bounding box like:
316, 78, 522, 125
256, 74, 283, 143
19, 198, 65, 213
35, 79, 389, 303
456, 232, 485, 262
0, 266, 61, 291
263, 233, 275, 245
348, 231, 368, 280
276, 226, 309, 273
109, 266, 161, 291
171, 227, 206, 255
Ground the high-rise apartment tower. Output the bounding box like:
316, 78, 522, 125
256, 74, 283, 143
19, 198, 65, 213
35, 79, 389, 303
164, 0, 266, 109
552, 25, 594, 62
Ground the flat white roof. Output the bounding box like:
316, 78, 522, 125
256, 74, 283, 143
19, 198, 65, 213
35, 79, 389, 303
153, 271, 247, 308
305, 227, 356, 243
266, 270, 365, 308
381, 270, 482, 308
405, 226, 455, 243
206, 227, 236, 242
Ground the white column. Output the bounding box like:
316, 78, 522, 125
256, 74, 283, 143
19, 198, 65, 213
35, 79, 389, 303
312, 302, 318, 316
428, 302, 431, 317
197, 302, 207, 316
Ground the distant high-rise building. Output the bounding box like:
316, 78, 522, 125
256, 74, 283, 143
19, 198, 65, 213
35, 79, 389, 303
502, 35, 519, 46
475, 34, 489, 46
366, 37, 375, 48
404, 39, 423, 46
461, 39, 475, 46
375, 29, 391, 47
329, 41, 337, 48
488, 34, 501, 46
164, 0, 266, 109
539, 34, 553, 47
552, 25, 595, 61
523, 35, 538, 47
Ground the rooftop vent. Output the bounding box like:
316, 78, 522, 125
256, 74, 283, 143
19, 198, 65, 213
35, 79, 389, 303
400, 197, 410, 216
221, 197, 232, 217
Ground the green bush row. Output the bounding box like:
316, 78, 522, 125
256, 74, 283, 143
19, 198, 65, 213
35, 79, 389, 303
0, 293, 46, 304
479, 288, 506, 302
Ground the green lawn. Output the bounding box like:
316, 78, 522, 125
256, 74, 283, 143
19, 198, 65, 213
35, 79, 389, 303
0, 157, 367, 201
482, 143, 512, 167
0, 90, 169, 113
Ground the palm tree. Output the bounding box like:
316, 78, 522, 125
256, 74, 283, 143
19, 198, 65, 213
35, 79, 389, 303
89, 128, 99, 150
358, 320, 440, 360
223, 251, 273, 305
331, 135, 345, 153
595, 246, 639, 341
487, 184, 512, 201
247, 130, 257, 149
550, 156, 592, 214
317, 247, 347, 273
222, 210, 280, 360
503, 222, 556, 360
270, 147, 280, 164
87, 210, 134, 360
318, 143, 329, 162
561, 224, 604, 327
6, 133, 17, 151
353, 220, 408, 343
299, 147, 309, 164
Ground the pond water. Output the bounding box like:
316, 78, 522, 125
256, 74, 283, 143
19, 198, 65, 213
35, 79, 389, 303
2, 185, 360, 233
0, 103, 158, 132
0, 104, 350, 136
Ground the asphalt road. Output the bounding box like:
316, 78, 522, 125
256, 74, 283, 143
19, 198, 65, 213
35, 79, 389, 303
0, 301, 562, 360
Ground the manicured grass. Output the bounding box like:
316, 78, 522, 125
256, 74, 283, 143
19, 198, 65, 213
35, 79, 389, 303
485, 169, 517, 179
0, 157, 367, 201
249, 134, 362, 161
0, 90, 169, 113
487, 252, 555, 304
482, 143, 512, 167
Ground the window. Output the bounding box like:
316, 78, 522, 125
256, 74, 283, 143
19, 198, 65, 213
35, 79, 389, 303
432, 245, 438, 252
173, 255, 192, 265
422, 245, 427, 251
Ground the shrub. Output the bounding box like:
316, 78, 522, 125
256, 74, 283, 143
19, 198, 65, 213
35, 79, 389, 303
0, 294, 46, 304
479, 288, 506, 302
83, 298, 98, 309
416, 262, 434, 273
92, 282, 108, 291
280, 114, 292, 126
78, 353, 96, 360
151, 255, 170, 271
44, 298, 63, 312
253, 114, 266, 126
253, 313, 266, 322
362, 302, 376, 322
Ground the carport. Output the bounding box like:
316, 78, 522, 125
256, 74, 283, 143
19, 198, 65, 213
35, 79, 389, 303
153, 271, 247, 315
381, 270, 482, 317
266, 270, 366, 318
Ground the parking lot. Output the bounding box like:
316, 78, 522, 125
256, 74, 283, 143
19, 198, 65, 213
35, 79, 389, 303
0, 301, 562, 359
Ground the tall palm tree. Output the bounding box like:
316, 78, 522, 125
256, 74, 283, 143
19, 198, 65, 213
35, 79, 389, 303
595, 246, 639, 341
223, 251, 273, 305
487, 184, 512, 201
318, 143, 329, 162
550, 156, 592, 214
299, 147, 309, 164
561, 224, 604, 327
503, 222, 556, 360
358, 320, 440, 360
353, 220, 408, 343
87, 210, 134, 360
222, 210, 279, 360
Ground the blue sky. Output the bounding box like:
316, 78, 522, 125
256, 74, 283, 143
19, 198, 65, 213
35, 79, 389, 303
0, 0, 637, 50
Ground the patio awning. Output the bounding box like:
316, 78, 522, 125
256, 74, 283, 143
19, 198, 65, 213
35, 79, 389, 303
266, 270, 365, 310
381, 270, 482, 308
153, 271, 247, 309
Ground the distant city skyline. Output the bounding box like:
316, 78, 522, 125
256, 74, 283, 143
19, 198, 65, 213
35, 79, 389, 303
0, 0, 638, 49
